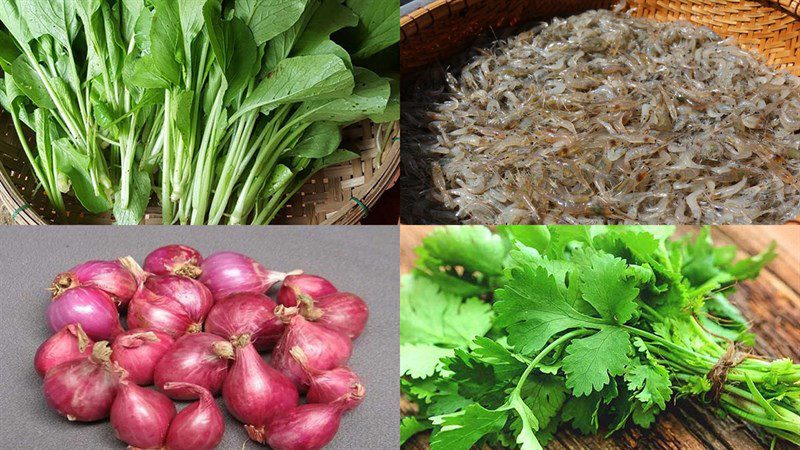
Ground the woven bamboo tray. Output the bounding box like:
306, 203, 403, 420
401, 0, 800, 224
0, 116, 400, 225
402, 0, 800, 76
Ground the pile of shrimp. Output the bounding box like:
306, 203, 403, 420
401, 9, 800, 224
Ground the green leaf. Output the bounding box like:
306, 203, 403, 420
53, 139, 112, 213
494, 264, 601, 356
235, 54, 354, 119
287, 121, 341, 158
561, 392, 601, 434
204, 2, 258, 102
400, 274, 492, 348
430, 404, 507, 450
499, 225, 551, 253
414, 225, 510, 296
470, 337, 526, 380
624, 363, 672, 410
341, 0, 399, 60
368, 75, 399, 123
401, 343, 454, 379
299, 66, 390, 124
0, 29, 21, 72
0, 0, 33, 48
113, 169, 151, 225
400, 417, 432, 445
510, 392, 543, 450
235, 0, 309, 45
261, 164, 293, 197
728, 241, 776, 281
8, 55, 55, 109
572, 248, 640, 324
262, 0, 320, 70
21, 0, 79, 49
562, 328, 631, 396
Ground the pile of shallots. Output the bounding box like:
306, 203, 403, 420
35, 245, 368, 450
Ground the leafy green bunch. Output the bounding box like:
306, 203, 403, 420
401, 225, 800, 449
0, 0, 398, 224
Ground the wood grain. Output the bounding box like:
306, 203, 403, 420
400, 225, 800, 450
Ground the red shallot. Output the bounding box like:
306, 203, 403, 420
265, 394, 356, 450
111, 329, 175, 385
110, 377, 176, 449
154, 333, 234, 400
34, 323, 94, 377
127, 275, 213, 338
199, 251, 287, 298
204, 292, 284, 351
291, 347, 365, 410
47, 286, 123, 341
271, 307, 353, 388
50, 258, 138, 308
164, 382, 225, 450
223, 334, 298, 444
42, 341, 119, 421
144, 244, 203, 278
299, 292, 369, 339
277, 273, 337, 307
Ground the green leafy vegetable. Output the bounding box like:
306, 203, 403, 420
0, 0, 398, 224
401, 225, 799, 449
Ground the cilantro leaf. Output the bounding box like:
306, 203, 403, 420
415, 226, 510, 296
470, 336, 527, 380
510, 391, 543, 450
400, 274, 492, 348
430, 404, 508, 450
624, 363, 672, 410
401, 344, 455, 379
572, 248, 640, 324
562, 328, 632, 396
495, 263, 603, 356
400, 416, 432, 445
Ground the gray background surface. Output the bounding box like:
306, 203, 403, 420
0, 226, 399, 450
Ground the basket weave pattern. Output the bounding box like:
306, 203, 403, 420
401, 0, 800, 76
0, 113, 399, 225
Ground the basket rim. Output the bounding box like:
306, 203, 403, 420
0, 119, 399, 225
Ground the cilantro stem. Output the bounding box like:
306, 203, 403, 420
507, 329, 593, 402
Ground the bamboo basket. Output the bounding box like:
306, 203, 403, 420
401, 0, 800, 224
0, 117, 400, 225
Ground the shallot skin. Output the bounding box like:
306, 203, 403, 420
110, 381, 176, 449
272, 313, 353, 388
199, 251, 285, 299
154, 333, 234, 400
34, 323, 93, 377
204, 292, 284, 351
266, 403, 345, 450
302, 292, 369, 339
308, 367, 365, 410
42, 342, 118, 422
292, 346, 365, 410
127, 275, 212, 338
51, 259, 138, 308
164, 382, 225, 450
144, 245, 203, 278
145, 275, 213, 320
223, 337, 298, 438
277, 274, 337, 307
111, 329, 175, 385
47, 286, 123, 341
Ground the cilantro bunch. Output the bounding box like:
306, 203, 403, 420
401, 225, 800, 449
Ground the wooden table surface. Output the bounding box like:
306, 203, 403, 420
400, 225, 800, 450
